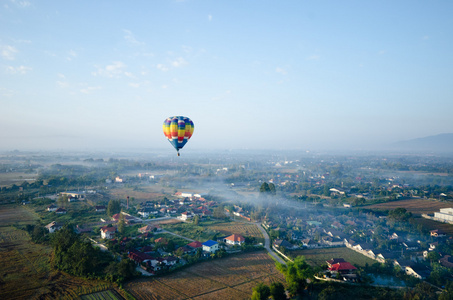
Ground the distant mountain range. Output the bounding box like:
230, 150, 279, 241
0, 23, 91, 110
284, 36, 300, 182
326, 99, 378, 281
391, 133, 453, 153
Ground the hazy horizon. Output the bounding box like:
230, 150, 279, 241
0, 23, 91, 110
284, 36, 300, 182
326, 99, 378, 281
1, 1, 452, 152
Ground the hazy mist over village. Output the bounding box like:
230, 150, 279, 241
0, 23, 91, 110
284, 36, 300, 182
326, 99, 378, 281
1, 1, 453, 299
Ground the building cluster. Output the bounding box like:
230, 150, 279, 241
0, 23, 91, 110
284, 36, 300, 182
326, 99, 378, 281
263, 208, 452, 280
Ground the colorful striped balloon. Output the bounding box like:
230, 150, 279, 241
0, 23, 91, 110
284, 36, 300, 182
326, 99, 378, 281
163, 116, 194, 156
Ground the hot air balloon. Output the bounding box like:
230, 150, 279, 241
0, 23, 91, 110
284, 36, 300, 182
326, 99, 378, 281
163, 116, 194, 156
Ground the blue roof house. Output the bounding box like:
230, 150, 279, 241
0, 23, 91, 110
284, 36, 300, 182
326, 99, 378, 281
202, 240, 219, 253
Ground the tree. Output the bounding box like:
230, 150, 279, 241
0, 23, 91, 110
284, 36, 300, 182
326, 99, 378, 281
270, 282, 286, 300
213, 205, 226, 219
193, 214, 200, 225
276, 256, 313, 296
117, 214, 126, 235
251, 282, 271, 300
107, 199, 121, 217
30, 225, 47, 243
268, 183, 276, 195
426, 251, 440, 263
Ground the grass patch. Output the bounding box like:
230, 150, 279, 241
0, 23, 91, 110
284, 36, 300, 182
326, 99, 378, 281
161, 222, 220, 242
288, 247, 377, 268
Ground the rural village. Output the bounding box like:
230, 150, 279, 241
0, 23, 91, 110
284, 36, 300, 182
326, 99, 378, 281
1, 151, 453, 299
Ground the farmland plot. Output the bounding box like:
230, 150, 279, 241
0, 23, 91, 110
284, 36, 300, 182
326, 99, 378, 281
289, 247, 376, 267
125, 251, 285, 300
205, 221, 264, 242
365, 198, 452, 215
0, 204, 120, 299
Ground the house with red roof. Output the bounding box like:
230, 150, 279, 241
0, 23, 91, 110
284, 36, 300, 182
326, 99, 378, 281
128, 249, 154, 264
138, 224, 160, 233
187, 241, 203, 253
154, 237, 168, 245
329, 262, 357, 274
224, 234, 245, 246
100, 226, 116, 239
326, 258, 346, 268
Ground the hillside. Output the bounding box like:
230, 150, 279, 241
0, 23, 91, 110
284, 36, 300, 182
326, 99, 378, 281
392, 133, 453, 153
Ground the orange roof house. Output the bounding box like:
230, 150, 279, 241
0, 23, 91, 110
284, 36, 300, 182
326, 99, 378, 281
225, 234, 245, 246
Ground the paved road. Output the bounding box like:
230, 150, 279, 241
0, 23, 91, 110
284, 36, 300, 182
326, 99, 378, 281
253, 222, 286, 265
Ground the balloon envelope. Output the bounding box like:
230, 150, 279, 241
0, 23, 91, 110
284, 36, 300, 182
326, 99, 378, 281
163, 116, 194, 153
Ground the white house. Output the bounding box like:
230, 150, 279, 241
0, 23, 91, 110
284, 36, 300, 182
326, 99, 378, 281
202, 240, 219, 253
47, 204, 58, 212
178, 211, 193, 221
434, 208, 453, 223
100, 226, 116, 239
225, 234, 245, 246
138, 208, 158, 218
45, 221, 63, 233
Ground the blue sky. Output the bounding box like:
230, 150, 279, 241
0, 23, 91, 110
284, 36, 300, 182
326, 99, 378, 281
1, 1, 452, 152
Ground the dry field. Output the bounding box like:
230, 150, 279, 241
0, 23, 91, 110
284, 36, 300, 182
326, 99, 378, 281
0, 204, 121, 299
205, 221, 264, 241
124, 251, 285, 300
411, 217, 453, 236
365, 198, 452, 215
109, 188, 166, 203
0, 172, 38, 187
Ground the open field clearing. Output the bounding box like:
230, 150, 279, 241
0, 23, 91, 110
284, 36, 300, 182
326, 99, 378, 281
125, 251, 285, 300
289, 247, 377, 267
411, 217, 453, 235
161, 223, 220, 242
205, 221, 264, 242
365, 198, 452, 215
0, 172, 38, 187
0, 204, 39, 227
109, 187, 166, 203
0, 204, 122, 299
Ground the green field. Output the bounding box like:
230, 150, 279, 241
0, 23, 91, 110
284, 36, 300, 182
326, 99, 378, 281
161, 222, 221, 242
289, 247, 377, 268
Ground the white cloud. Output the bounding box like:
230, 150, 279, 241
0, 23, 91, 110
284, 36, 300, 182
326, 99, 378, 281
123, 29, 144, 45
6, 65, 31, 74
0, 87, 14, 97
92, 61, 127, 78
1, 45, 18, 60
57, 73, 65, 79
66, 50, 77, 61
307, 54, 320, 60
10, 0, 31, 8
171, 57, 187, 67
124, 71, 135, 78
423, 35, 429, 40
80, 86, 101, 94
56, 81, 69, 88
182, 45, 192, 53
157, 64, 169, 72
378, 50, 386, 55
208, 14, 212, 21
129, 83, 140, 88
276, 67, 287, 75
